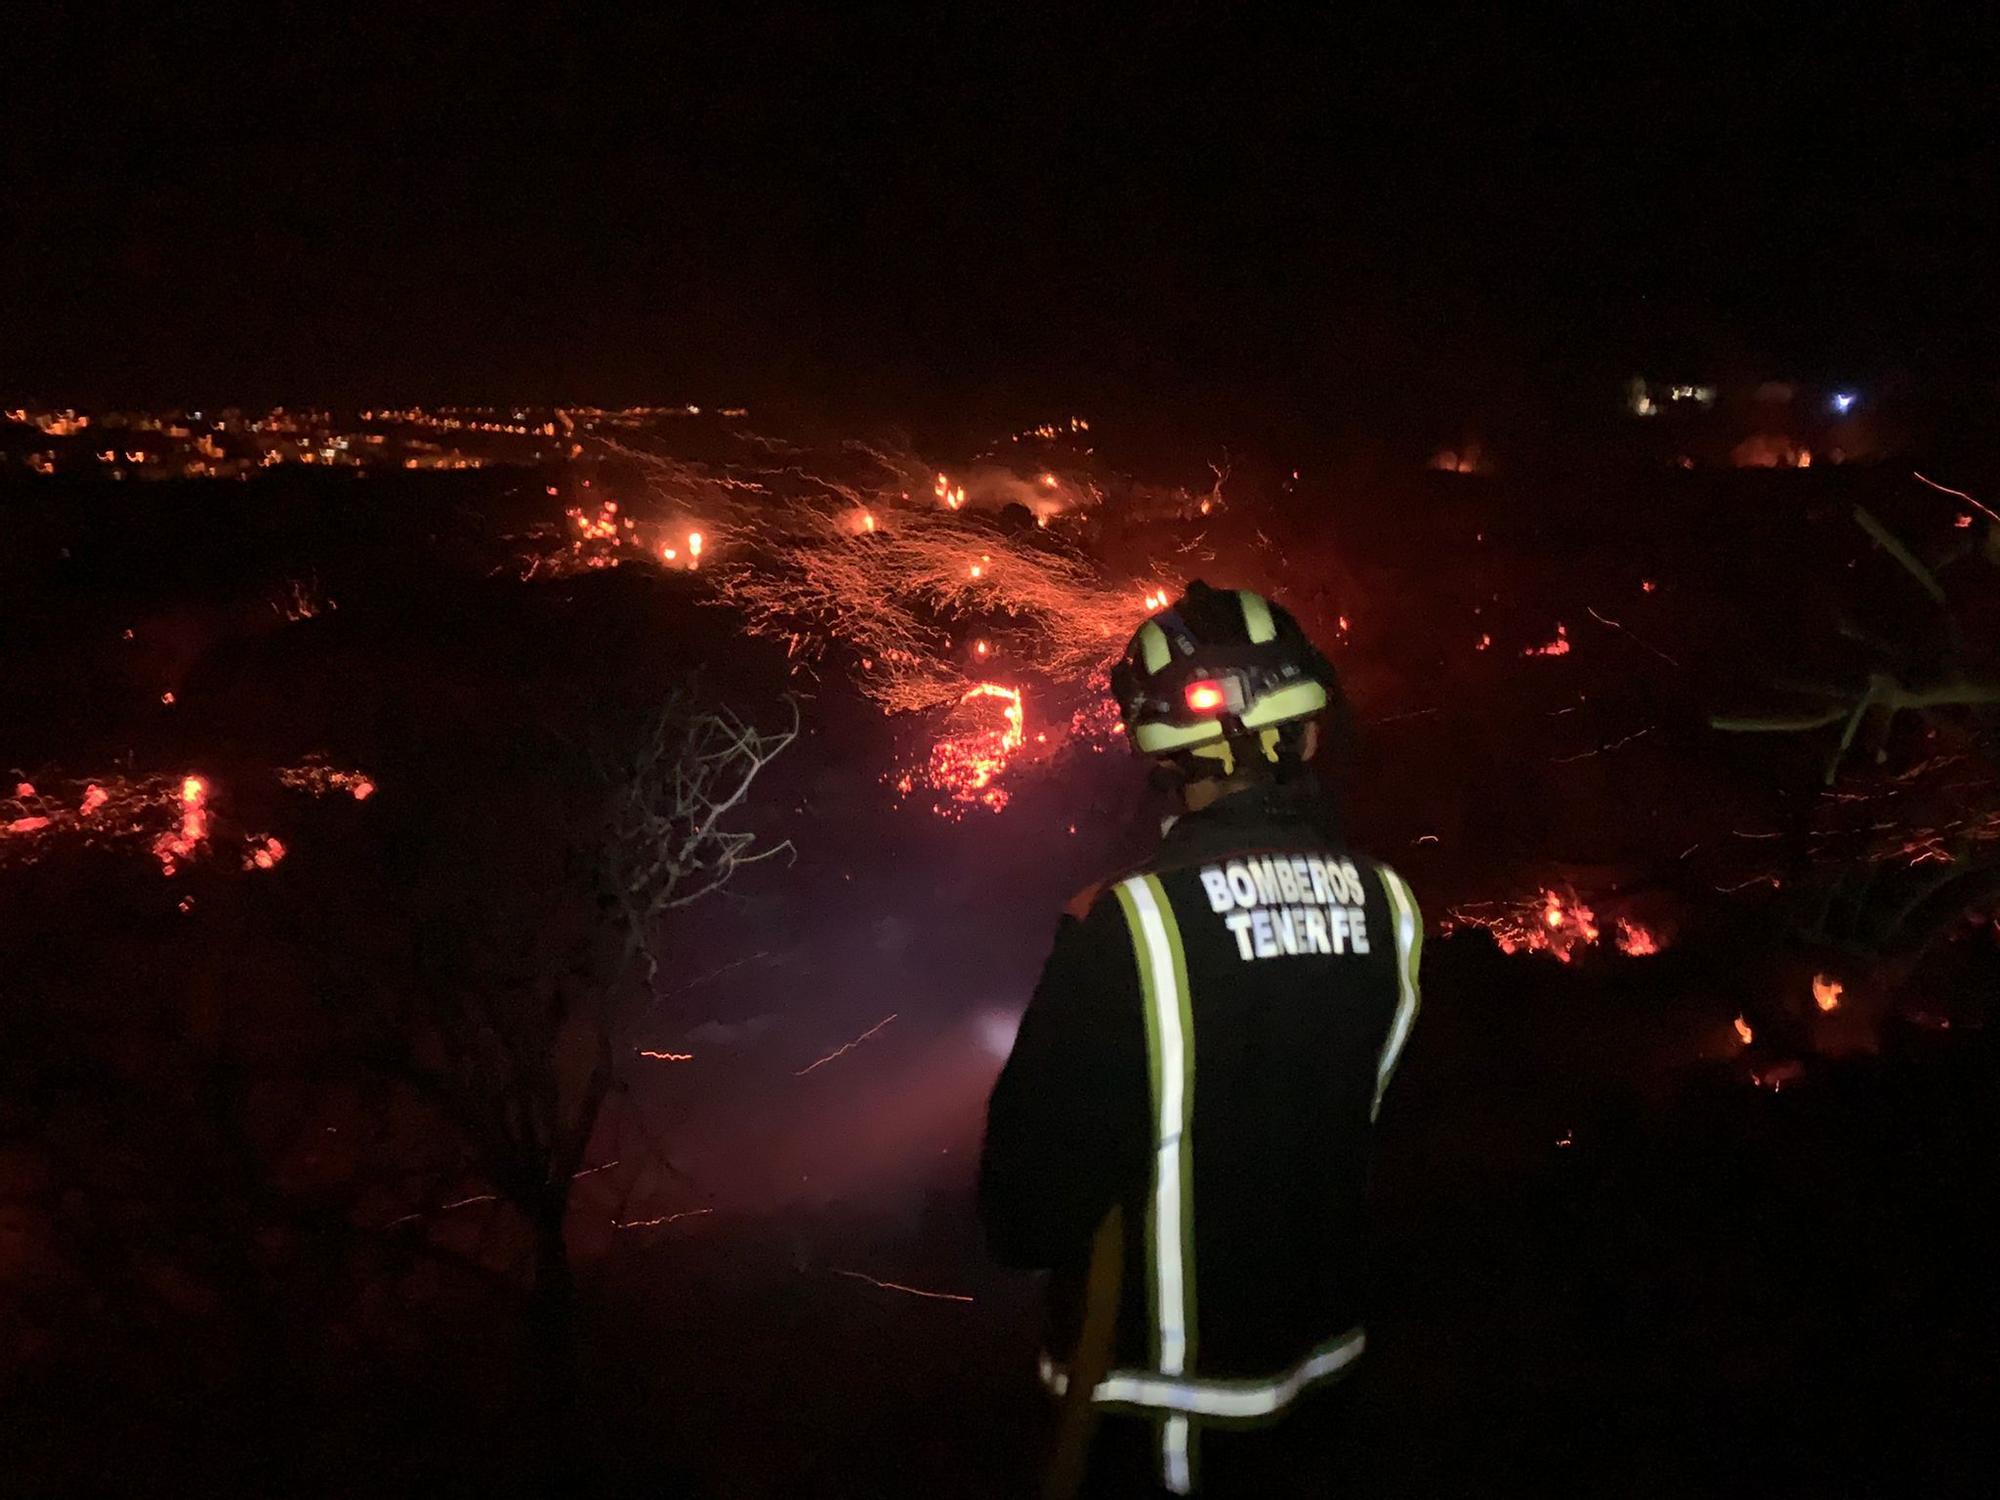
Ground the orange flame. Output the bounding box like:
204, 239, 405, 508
1614, 918, 1661, 957
152, 775, 211, 876
1811, 973, 1842, 1013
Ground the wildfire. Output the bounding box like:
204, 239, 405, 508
1524, 624, 1571, 657
1812, 973, 1843, 1012
1445, 888, 1666, 964
1445, 888, 1598, 961
559, 431, 1173, 814
3, 758, 379, 880
1734, 1015, 1755, 1045
900, 683, 1028, 815
149, 776, 210, 877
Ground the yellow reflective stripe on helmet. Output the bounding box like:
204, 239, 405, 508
1238, 678, 1327, 730
1112, 873, 1199, 1494
1374, 866, 1423, 1120
1132, 717, 1227, 754
1237, 590, 1276, 643
1137, 620, 1172, 673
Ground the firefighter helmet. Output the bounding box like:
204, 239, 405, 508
1110, 581, 1339, 775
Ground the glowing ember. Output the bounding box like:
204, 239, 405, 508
242, 835, 287, 871
151, 775, 211, 877
795, 1012, 899, 1076
1525, 624, 1571, 657
80, 784, 108, 815
830, 1268, 974, 1304
614, 1208, 714, 1230
277, 760, 377, 800
1812, 973, 1843, 1012
13, 782, 33, 798
1734, 1015, 1755, 1045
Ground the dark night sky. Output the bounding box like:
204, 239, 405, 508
6, 2, 1996, 431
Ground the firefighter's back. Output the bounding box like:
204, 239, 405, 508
1078, 795, 1421, 1494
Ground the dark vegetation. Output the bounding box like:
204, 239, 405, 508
2, 451, 1996, 1496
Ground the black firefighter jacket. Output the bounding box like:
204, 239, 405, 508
979, 782, 1422, 1494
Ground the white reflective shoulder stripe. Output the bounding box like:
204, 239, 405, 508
1374, 867, 1423, 1120
1119, 875, 1190, 1377
1162, 1415, 1191, 1493
1114, 873, 1197, 1494
1041, 1325, 1369, 1422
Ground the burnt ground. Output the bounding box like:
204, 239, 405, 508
2, 459, 1996, 1497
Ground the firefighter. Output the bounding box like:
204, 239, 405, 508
980, 581, 1422, 1498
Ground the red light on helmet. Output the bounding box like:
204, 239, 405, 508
1185, 679, 1227, 713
